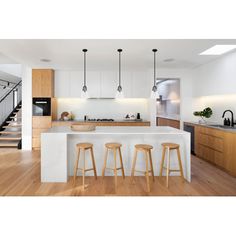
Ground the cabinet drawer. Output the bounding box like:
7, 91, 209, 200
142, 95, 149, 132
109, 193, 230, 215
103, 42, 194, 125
198, 133, 224, 152
197, 144, 224, 167
198, 126, 224, 138
32, 137, 40, 148
32, 128, 49, 138
32, 116, 52, 128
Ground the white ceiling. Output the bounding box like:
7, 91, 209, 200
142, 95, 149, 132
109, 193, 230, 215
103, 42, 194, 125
0, 39, 236, 70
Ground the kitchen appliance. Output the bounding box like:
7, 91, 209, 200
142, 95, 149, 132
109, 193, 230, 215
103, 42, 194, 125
32, 97, 51, 116
184, 123, 195, 154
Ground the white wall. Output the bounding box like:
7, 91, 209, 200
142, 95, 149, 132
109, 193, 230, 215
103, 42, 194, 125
192, 51, 236, 123
0, 64, 22, 77
56, 98, 150, 121
22, 66, 32, 150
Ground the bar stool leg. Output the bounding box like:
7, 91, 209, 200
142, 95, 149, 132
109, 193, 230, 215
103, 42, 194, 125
145, 151, 151, 192
160, 147, 166, 177
90, 147, 97, 180
73, 148, 80, 185
166, 147, 170, 188
82, 149, 86, 190
176, 148, 184, 180
118, 147, 125, 179
102, 148, 108, 178
148, 150, 155, 182
131, 149, 137, 183
113, 148, 118, 190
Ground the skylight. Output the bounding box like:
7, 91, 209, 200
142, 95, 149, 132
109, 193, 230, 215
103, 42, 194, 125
199, 45, 236, 55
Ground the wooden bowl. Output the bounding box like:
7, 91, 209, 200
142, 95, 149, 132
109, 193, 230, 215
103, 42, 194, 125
71, 124, 96, 132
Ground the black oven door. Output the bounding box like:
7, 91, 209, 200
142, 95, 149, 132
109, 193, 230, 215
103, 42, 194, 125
32, 98, 51, 116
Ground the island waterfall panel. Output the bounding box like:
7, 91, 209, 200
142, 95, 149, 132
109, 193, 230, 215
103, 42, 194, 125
41, 126, 191, 182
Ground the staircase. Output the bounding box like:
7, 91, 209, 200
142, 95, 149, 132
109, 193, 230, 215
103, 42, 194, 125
0, 101, 22, 148
0, 80, 22, 149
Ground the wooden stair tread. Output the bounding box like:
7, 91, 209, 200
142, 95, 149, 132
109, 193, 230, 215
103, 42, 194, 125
2, 126, 22, 129
0, 141, 18, 147
0, 137, 21, 140
0, 131, 21, 135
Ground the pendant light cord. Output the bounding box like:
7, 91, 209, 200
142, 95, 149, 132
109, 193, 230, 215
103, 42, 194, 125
83, 49, 87, 87
153, 49, 157, 86
118, 49, 122, 88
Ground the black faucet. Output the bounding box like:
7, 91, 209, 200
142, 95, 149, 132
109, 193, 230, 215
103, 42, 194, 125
222, 110, 236, 127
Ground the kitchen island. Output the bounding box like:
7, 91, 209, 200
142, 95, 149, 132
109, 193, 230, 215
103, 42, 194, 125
41, 126, 191, 182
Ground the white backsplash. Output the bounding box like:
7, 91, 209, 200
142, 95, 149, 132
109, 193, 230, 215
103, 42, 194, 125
56, 98, 150, 121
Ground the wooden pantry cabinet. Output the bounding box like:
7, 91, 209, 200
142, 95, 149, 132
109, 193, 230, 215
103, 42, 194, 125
188, 123, 236, 176
32, 69, 54, 97
32, 116, 52, 149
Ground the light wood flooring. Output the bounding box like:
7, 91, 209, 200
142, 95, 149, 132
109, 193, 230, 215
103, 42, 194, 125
0, 149, 236, 196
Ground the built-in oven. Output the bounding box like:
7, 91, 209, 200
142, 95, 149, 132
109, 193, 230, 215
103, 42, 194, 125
32, 97, 51, 116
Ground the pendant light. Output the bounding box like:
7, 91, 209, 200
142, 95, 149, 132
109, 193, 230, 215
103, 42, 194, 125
81, 49, 89, 98
150, 49, 160, 99
116, 49, 124, 98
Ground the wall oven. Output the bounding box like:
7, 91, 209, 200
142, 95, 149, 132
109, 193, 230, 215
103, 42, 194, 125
32, 98, 51, 116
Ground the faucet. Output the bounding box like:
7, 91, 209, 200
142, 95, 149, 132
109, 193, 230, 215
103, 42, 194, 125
222, 110, 236, 127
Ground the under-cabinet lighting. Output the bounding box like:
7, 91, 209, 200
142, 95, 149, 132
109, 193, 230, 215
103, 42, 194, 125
199, 45, 236, 55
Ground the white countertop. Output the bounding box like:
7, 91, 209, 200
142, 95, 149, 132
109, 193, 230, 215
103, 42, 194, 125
43, 126, 189, 135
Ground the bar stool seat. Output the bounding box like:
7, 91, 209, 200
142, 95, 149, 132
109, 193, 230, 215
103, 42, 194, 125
161, 143, 179, 149
131, 144, 155, 192
160, 142, 184, 188
76, 143, 93, 149
73, 142, 97, 190
105, 142, 122, 149
135, 144, 153, 150
102, 142, 125, 190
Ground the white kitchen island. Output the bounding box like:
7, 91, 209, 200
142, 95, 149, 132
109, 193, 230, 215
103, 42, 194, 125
41, 126, 191, 182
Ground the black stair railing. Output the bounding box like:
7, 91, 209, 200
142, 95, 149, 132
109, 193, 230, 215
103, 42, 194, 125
0, 80, 22, 125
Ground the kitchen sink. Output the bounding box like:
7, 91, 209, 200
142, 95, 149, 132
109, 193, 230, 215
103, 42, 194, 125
208, 124, 236, 129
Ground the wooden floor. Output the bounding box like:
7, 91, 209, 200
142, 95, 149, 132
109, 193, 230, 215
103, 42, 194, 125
0, 149, 236, 196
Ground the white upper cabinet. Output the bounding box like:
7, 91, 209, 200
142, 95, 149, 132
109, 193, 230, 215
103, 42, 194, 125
100, 71, 117, 98
86, 71, 101, 98
54, 70, 150, 98
69, 71, 83, 98
132, 71, 150, 98
122, 71, 132, 98
54, 70, 70, 97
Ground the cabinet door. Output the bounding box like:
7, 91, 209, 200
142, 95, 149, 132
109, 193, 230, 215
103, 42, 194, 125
132, 71, 150, 98
86, 71, 100, 98
32, 69, 54, 97
122, 71, 132, 98
100, 71, 117, 98
40, 70, 54, 97
54, 70, 70, 97
32, 70, 41, 97
69, 71, 83, 98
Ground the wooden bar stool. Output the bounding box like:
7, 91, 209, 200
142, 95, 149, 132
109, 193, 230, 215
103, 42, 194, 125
131, 144, 155, 192
73, 143, 97, 190
102, 142, 125, 190
159, 143, 184, 188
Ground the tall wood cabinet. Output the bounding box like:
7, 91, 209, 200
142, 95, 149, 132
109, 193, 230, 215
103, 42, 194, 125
32, 69, 54, 97
32, 69, 54, 150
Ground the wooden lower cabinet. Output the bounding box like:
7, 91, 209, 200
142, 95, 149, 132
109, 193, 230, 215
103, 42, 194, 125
32, 116, 52, 149
192, 123, 236, 176
157, 117, 180, 129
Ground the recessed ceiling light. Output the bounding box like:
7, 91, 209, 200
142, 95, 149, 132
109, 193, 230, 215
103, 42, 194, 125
199, 45, 236, 55
163, 58, 175, 62
40, 58, 51, 62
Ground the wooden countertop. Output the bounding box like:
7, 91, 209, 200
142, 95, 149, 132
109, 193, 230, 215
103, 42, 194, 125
52, 120, 150, 127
